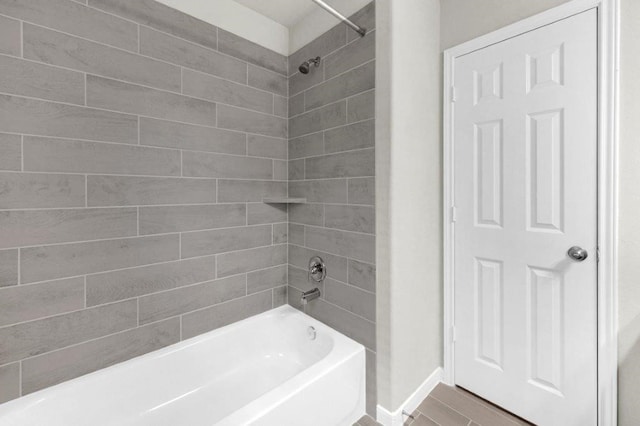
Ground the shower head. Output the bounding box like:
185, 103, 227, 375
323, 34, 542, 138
299, 57, 321, 74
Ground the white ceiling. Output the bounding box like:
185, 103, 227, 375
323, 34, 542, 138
233, 0, 318, 28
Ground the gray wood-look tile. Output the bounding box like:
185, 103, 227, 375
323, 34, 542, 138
140, 118, 246, 155
289, 101, 346, 138
273, 286, 287, 307
87, 75, 217, 127
217, 179, 287, 202
409, 415, 438, 426
289, 159, 304, 181
0, 172, 85, 209
417, 397, 471, 426
182, 151, 273, 179
306, 225, 375, 263
248, 65, 287, 97
24, 137, 181, 176
289, 25, 347, 76
0, 133, 21, 172
217, 244, 287, 278
0, 249, 18, 287
347, 2, 376, 43
88, 0, 218, 50
87, 175, 217, 207
304, 61, 375, 111
347, 90, 375, 123
273, 160, 288, 181
289, 203, 324, 226
288, 243, 348, 283
324, 278, 375, 321
0, 55, 85, 105
139, 117, 245, 155
288, 264, 321, 294
247, 203, 287, 225
0, 15, 21, 57
247, 135, 287, 160
218, 29, 287, 76
289, 180, 348, 204
0, 299, 137, 365
21, 318, 180, 395
348, 177, 375, 205
0, 277, 84, 327
287, 286, 303, 310
288, 224, 304, 246
325, 119, 375, 154
348, 259, 376, 293
273, 223, 288, 244
325, 31, 376, 80
24, 24, 181, 92
181, 290, 273, 339
247, 264, 287, 294
289, 132, 324, 159
139, 275, 246, 325
0, 0, 138, 52
306, 299, 375, 350
289, 65, 324, 98
0, 362, 20, 404
139, 26, 246, 84
274, 96, 287, 118
289, 92, 304, 117
430, 384, 525, 426
217, 104, 287, 139
86, 256, 215, 306
182, 68, 273, 114
305, 148, 374, 179
181, 225, 272, 259
0, 94, 138, 144
21, 234, 179, 284
139, 204, 246, 235
325, 204, 375, 234
365, 349, 377, 416
0, 207, 137, 249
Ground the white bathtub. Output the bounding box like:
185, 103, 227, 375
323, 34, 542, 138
0, 305, 366, 425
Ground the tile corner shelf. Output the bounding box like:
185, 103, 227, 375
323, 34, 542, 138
262, 198, 307, 204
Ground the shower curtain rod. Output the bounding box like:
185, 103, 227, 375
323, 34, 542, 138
311, 0, 367, 37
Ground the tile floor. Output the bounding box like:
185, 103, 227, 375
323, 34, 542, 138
354, 383, 533, 426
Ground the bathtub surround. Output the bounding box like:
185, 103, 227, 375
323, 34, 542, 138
286, 2, 377, 416
0, 0, 288, 403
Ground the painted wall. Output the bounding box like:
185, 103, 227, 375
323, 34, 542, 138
286, 3, 377, 415
0, 0, 289, 403
289, 0, 374, 54
441, 0, 640, 424
155, 0, 290, 55
375, 0, 443, 413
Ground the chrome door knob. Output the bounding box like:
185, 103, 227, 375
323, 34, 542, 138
567, 246, 588, 262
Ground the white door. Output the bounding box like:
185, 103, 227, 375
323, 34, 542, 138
453, 9, 597, 426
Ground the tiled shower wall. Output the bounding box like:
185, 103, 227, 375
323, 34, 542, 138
0, 0, 289, 403
286, 3, 377, 415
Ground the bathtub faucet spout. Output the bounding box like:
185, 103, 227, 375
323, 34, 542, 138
301, 288, 321, 305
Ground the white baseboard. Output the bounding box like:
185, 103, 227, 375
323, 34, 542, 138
376, 367, 443, 426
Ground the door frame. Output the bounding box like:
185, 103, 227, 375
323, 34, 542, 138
442, 0, 620, 424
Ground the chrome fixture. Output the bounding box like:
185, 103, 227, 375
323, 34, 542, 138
311, 0, 366, 37
567, 246, 588, 262
299, 56, 321, 74
307, 326, 317, 340
301, 288, 321, 305
308, 256, 326, 282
